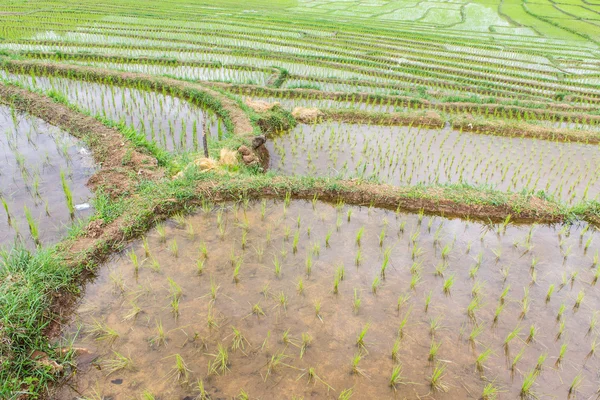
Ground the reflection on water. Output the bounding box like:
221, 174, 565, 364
58, 200, 600, 399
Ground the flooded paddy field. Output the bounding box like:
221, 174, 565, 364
0, 72, 227, 153
0, 105, 95, 249
267, 122, 600, 205
58, 200, 600, 399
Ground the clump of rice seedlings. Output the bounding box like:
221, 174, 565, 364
338, 388, 353, 400
150, 319, 166, 347
314, 300, 323, 322
428, 340, 441, 361
273, 255, 282, 278
435, 262, 448, 277
372, 276, 381, 294
381, 247, 391, 278
493, 302, 505, 326
109, 271, 126, 293
520, 288, 530, 319
355, 249, 362, 266
520, 368, 538, 398
194, 379, 210, 400
535, 352, 547, 372
589, 312, 598, 336
347, 209, 352, 222
141, 390, 155, 400
424, 291, 432, 312
300, 333, 312, 358
292, 230, 300, 253
209, 278, 220, 302
587, 337, 598, 359
168, 354, 191, 383
23, 205, 39, 245
469, 323, 485, 345
171, 295, 180, 318
230, 326, 250, 353
128, 249, 139, 274
233, 259, 242, 283
574, 290, 584, 310
557, 303, 566, 321
87, 318, 119, 343
391, 338, 402, 362
297, 277, 304, 295
356, 323, 370, 353
467, 296, 483, 322
168, 277, 182, 299
504, 325, 521, 353
60, 170, 74, 217
196, 259, 205, 276
208, 344, 230, 375
397, 293, 410, 311
155, 223, 166, 243
297, 367, 334, 391
350, 352, 367, 377
122, 301, 141, 322
101, 351, 134, 376
429, 316, 442, 337
147, 256, 160, 272
186, 221, 195, 239
1, 197, 11, 223
500, 266, 509, 282
511, 346, 526, 373
237, 389, 249, 400
569, 373, 584, 397
168, 239, 179, 257
325, 229, 332, 248
443, 274, 455, 295
199, 241, 208, 259
251, 302, 266, 318
264, 350, 292, 382
556, 342, 567, 367
526, 325, 537, 344
475, 348, 493, 373
312, 242, 321, 256
499, 285, 510, 304
355, 227, 364, 246
429, 363, 448, 392
546, 284, 555, 303
482, 382, 500, 400
389, 364, 405, 391
441, 244, 452, 260
173, 213, 186, 227
398, 308, 412, 339
353, 288, 361, 314
556, 320, 566, 340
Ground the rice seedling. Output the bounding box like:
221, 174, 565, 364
338, 388, 353, 400
155, 223, 166, 243
194, 379, 210, 400
150, 319, 167, 347
574, 290, 585, 309
101, 351, 134, 376
475, 347, 493, 373
372, 275, 381, 294
429, 363, 449, 392
569, 373, 584, 397
556, 342, 567, 367
429, 316, 443, 337
207, 343, 230, 375
469, 323, 485, 345
23, 206, 39, 245
535, 352, 547, 372
557, 303, 566, 321
356, 323, 370, 353
526, 325, 537, 344
122, 301, 141, 322
443, 274, 455, 295
482, 382, 500, 400
169, 354, 191, 383
504, 325, 521, 353
355, 227, 364, 246
389, 364, 405, 391
556, 319, 566, 340
516, 367, 539, 400
251, 302, 266, 318
587, 337, 598, 359
353, 288, 361, 314
397, 293, 410, 311
297, 367, 334, 391
428, 340, 442, 361
60, 169, 74, 217
230, 326, 250, 352
350, 352, 367, 377
546, 284, 555, 302
398, 308, 412, 339
196, 259, 205, 276
263, 350, 292, 382
300, 332, 312, 358
86, 318, 119, 343
511, 346, 526, 373
296, 277, 304, 295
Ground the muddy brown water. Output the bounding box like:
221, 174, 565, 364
0, 72, 227, 153
0, 105, 95, 249
267, 122, 600, 205
57, 200, 600, 399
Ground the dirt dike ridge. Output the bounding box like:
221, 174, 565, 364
1, 59, 255, 137
214, 83, 600, 123
0, 82, 164, 198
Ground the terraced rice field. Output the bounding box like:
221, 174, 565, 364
1, 0, 599, 399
